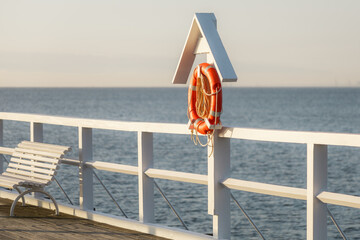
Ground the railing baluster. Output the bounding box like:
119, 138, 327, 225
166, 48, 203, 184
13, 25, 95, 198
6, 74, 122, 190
30, 122, 43, 142
138, 131, 154, 223
0, 119, 3, 173
208, 132, 231, 239
307, 144, 327, 240
79, 127, 94, 210
30, 122, 43, 198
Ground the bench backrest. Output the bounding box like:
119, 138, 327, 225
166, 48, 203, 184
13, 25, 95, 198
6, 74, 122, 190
5, 141, 71, 185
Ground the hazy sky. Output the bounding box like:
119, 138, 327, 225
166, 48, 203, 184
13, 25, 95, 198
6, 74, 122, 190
0, 0, 359, 87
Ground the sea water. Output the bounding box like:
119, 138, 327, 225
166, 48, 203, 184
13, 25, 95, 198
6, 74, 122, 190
0, 87, 360, 239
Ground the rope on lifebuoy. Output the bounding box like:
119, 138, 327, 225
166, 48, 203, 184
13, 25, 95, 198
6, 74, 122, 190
187, 63, 222, 156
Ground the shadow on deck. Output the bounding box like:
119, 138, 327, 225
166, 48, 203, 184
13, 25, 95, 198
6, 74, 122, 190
0, 198, 168, 240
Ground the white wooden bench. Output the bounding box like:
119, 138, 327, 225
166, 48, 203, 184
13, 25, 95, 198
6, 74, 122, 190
0, 141, 71, 216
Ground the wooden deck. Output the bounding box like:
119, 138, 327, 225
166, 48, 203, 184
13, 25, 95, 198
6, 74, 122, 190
0, 198, 168, 240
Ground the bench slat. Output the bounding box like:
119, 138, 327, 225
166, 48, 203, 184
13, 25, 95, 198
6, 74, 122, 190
10, 158, 58, 170
8, 163, 55, 175
18, 142, 71, 154
14, 147, 63, 159
12, 153, 59, 164
21, 141, 71, 152
6, 168, 53, 181
2, 173, 49, 185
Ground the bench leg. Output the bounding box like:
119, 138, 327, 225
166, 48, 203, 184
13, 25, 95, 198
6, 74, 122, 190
10, 189, 59, 217
13, 186, 26, 206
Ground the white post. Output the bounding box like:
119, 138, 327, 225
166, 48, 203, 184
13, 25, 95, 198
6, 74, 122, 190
30, 122, 44, 198
79, 127, 93, 210
307, 144, 327, 240
0, 120, 3, 173
30, 122, 43, 143
138, 131, 154, 223
208, 133, 231, 239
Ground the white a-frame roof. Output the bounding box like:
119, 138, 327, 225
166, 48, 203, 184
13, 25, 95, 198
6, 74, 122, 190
172, 13, 237, 84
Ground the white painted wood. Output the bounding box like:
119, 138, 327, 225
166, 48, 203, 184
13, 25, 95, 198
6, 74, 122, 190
172, 15, 200, 84
195, 13, 237, 82
307, 144, 327, 240
222, 178, 307, 200
30, 122, 43, 143
193, 37, 210, 54
11, 158, 58, 169
317, 191, 360, 209
14, 148, 63, 158
145, 168, 207, 185
219, 127, 360, 147
2, 172, 49, 184
0, 120, 3, 173
85, 161, 138, 175
0, 112, 189, 135
138, 131, 154, 223
208, 132, 230, 239
4, 112, 360, 147
8, 163, 55, 175
5, 168, 52, 181
172, 13, 237, 84
79, 127, 93, 210
12, 152, 59, 163
0, 147, 13, 156
19, 141, 71, 153
0, 140, 70, 198
4, 111, 360, 239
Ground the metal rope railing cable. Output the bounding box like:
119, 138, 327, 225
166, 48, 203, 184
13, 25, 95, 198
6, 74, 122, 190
93, 170, 128, 218
154, 180, 189, 231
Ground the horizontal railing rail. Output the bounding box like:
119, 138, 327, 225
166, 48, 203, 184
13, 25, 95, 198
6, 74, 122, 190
0, 112, 358, 240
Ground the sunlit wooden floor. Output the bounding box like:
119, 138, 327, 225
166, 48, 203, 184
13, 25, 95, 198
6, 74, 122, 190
0, 198, 168, 240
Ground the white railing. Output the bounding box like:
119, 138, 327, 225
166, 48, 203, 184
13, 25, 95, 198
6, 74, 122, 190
0, 112, 359, 239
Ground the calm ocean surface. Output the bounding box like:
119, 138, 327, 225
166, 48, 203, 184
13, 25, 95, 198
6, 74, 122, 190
1, 87, 360, 239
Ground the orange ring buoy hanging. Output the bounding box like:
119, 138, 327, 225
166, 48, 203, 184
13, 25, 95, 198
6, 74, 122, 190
188, 63, 222, 135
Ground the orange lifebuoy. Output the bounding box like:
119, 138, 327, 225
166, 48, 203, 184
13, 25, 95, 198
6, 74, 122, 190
188, 63, 222, 135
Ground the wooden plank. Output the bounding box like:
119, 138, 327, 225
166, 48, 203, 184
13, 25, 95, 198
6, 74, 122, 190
0, 112, 190, 135
317, 191, 360, 209
145, 168, 207, 185
0, 181, 14, 188
18, 142, 70, 154
3, 112, 360, 147
172, 15, 199, 84
138, 132, 154, 223
11, 158, 57, 169
0, 146, 13, 156
219, 127, 360, 147
14, 147, 63, 158
8, 163, 55, 175
2, 172, 48, 184
222, 178, 307, 200
79, 127, 93, 211
307, 144, 327, 240
5, 168, 53, 181
12, 153, 59, 164
208, 133, 231, 239
85, 161, 138, 175
195, 13, 237, 82
20, 141, 71, 152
